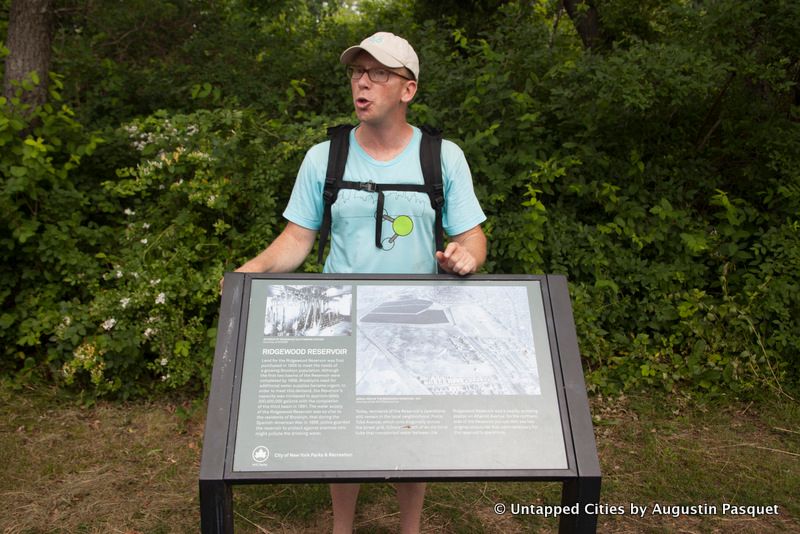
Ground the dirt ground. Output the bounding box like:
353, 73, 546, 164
1, 386, 798, 533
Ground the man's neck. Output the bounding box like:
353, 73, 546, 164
355, 121, 413, 162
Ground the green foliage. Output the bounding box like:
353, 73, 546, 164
406, 0, 800, 395
69, 107, 318, 396
0, 82, 105, 380
0, 89, 326, 396
2, 0, 799, 397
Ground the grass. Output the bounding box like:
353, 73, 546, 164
1, 382, 798, 533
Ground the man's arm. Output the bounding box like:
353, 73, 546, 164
236, 222, 317, 273
435, 224, 486, 276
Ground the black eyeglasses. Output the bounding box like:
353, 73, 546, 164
346, 65, 412, 83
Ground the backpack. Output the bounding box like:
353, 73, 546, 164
317, 124, 446, 267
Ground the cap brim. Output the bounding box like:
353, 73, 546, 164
339, 44, 405, 70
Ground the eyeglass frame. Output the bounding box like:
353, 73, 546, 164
346, 65, 414, 83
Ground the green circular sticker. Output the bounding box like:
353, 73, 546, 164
392, 215, 414, 236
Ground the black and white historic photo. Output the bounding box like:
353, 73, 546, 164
356, 285, 540, 395
263, 285, 352, 337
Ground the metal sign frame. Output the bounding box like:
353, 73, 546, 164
200, 273, 601, 533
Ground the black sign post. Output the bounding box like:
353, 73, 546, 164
200, 273, 600, 533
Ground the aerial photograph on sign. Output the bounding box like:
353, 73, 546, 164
356, 285, 540, 395
263, 285, 353, 337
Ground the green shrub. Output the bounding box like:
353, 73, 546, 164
1, 79, 105, 382
2, 0, 798, 398
58, 107, 333, 397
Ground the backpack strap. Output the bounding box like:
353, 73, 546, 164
419, 125, 445, 256
318, 124, 354, 265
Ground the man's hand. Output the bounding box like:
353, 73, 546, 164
435, 242, 478, 275
435, 225, 486, 276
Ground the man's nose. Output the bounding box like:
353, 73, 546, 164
357, 72, 371, 88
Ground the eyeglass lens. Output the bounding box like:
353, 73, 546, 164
347, 66, 390, 82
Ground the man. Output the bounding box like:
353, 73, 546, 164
235, 32, 486, 533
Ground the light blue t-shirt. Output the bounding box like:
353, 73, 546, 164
283, 126, 486, 274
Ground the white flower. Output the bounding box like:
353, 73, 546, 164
140, 238, 148, 244
150, 278, 161, 286
116, 270, 123, 279
144, 327, 156, 339
124, 208, 136, 216
120, 298, 131, 309
160, 358, 168, 366
155, 292, 166, 305
161, 373, 170, 382
102, 318, 117, 331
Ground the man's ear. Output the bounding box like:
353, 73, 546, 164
401, 80, 418, 104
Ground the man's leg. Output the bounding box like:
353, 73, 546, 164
396, 482, 426, 534
331, 483, 360, 534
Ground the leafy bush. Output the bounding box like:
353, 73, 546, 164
406, 1, 800, 396
1, 78, 104, 382
1, 88, 330, 396
2, 0, 798, 398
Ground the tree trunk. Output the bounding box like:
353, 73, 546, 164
561, 0, 606, 50
3, 0, 54, 108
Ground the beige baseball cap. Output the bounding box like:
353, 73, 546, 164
340, 32, 420, 81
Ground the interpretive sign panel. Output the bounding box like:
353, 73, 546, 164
231, 279, 567, 474
200, 273, 601, 534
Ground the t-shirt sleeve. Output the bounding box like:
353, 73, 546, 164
441, 139, 486, 236
282, 141, 329, 231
